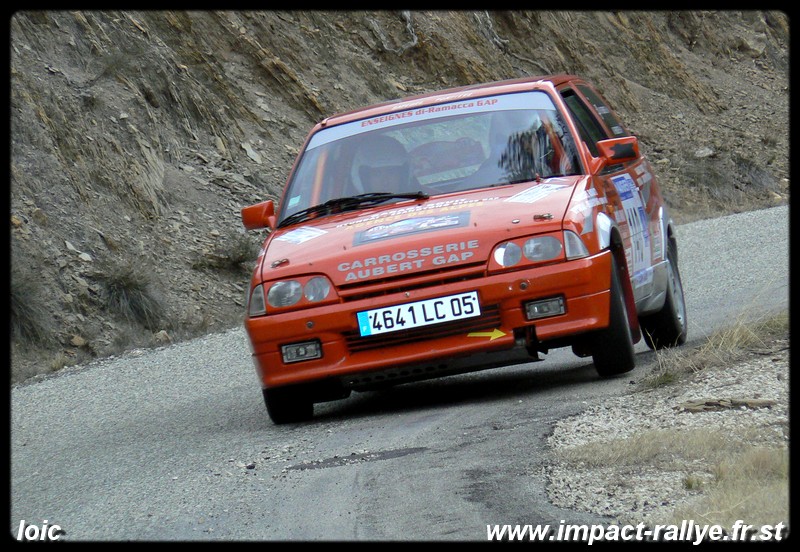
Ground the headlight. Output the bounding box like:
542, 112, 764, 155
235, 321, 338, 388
304, 276, 331, 302
492, 233, 565, 270
267, 280, 303, 308
256, 276, 336, 313
494, 242, 522, 267
523, 236, 562, 262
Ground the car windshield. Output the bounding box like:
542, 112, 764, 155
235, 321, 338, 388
278, 90, 582, 224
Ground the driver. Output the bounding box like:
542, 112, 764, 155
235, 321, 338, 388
352, 134, 415, 194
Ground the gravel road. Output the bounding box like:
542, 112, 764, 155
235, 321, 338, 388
673, 204, 788, 335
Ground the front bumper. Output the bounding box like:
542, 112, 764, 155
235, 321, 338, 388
245, 249, 612, 389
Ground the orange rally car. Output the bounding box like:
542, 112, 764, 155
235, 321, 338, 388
241, 74, 687, 424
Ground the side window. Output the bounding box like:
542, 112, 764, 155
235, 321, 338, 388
560, 88, 606, 157
576, 84, 629, 138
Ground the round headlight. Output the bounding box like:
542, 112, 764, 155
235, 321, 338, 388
523, 236, 562, 262
304, 276, 331, 302
494, 242, 522, 267
267, 280, 303, 308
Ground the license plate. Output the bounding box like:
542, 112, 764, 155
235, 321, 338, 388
357, 291, 481, 337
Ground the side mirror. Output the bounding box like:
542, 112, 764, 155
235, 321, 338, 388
241, 200, 276, 231
594, 136, 640, 171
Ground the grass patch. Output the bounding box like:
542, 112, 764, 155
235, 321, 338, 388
97, 261, 165, 331
48, 351, 72, 372
10, 262, 54, 347
557, 428, 740, 471
641, 346, 685, 389
192, 231, 260, 272
668, 446, 789, 531
640, 309, 788, 390
682, 474, 704, 491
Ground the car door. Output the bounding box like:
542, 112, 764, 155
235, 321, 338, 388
559, 82, 659, 305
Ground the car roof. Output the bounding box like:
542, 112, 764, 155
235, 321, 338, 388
319, 74, 582, 129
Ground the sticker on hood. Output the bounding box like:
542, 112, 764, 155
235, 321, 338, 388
505, 182, 571, 204
274, 226, 327, 244
353, 211, 470, 246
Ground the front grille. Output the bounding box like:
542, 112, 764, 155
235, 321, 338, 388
343, 304, 501, 353
337, 263, 486, 303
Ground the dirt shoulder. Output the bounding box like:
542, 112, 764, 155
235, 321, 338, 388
545, 323, 789, 535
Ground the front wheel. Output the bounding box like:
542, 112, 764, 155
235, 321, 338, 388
640, 238, 687, 350
591, 254, 636, 377
263, 385, 313, 424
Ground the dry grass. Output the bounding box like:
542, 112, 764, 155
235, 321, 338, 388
640, 309, 788, 390
96, 261, 165, 331
557, 428, 744, 471
649, 310, 789, 532
191, 230, 260, 272
558, 428, 789, 535
10, 261, 54, 347
558, 309, 790, 535
668, 447, 789, 532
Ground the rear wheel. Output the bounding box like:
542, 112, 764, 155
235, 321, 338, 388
591, 254, 636, 377
263, 385, 313, 424
640, 238, 687, 350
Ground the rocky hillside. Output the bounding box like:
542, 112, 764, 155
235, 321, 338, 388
9, 11, 789, 382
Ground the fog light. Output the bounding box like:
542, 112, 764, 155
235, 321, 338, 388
524, 297, 565, 320
281, 340, 322, 364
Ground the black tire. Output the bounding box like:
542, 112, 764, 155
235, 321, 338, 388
263, 386, 313, 424
640, 238, 687, 350
591, 253, 636, 377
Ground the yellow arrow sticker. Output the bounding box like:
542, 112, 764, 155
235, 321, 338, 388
467, 329, 506, 341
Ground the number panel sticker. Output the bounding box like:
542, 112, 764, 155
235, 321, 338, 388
611, 173, 652, 288
357, 291, 481, 337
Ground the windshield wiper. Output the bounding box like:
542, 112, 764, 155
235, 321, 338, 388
278, 191, 429, 228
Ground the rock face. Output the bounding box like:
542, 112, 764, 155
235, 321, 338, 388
9, 11, 790, 381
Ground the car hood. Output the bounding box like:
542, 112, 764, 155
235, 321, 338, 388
260, 178, 582, 286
